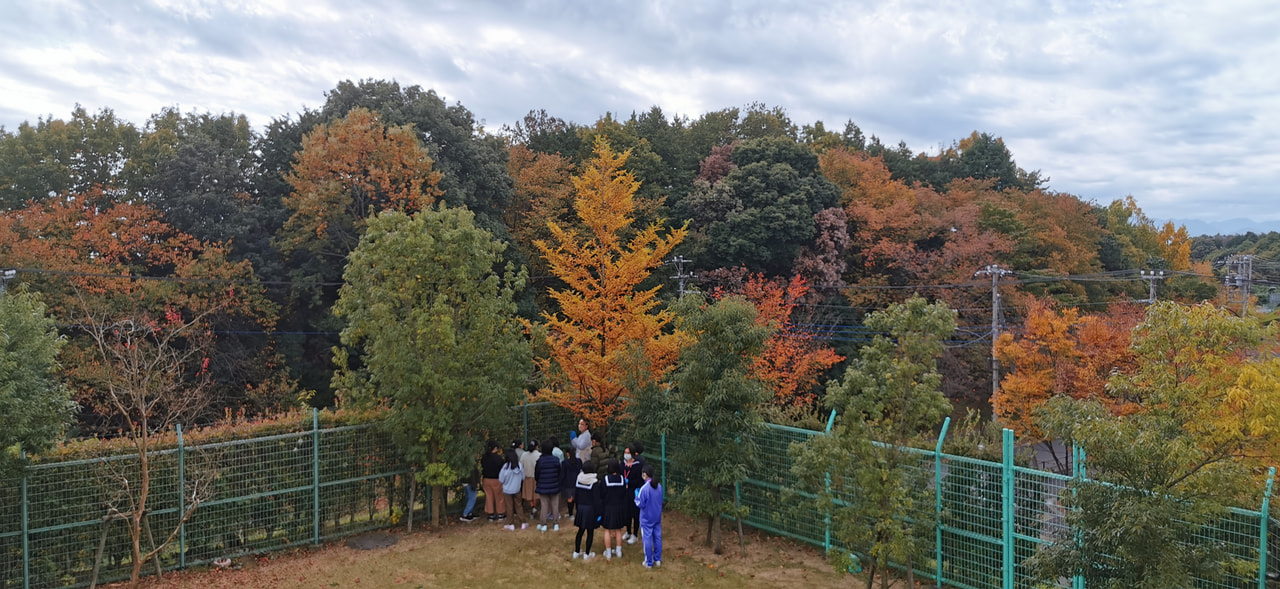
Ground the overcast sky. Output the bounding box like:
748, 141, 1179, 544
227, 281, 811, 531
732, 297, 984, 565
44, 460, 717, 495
1, 0, 1277, 229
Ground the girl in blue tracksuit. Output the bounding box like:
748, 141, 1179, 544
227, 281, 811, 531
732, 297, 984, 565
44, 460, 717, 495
635, 464, 663, 567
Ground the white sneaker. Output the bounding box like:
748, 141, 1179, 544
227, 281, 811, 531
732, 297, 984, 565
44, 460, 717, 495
538, 524, 546, 532
604, 551, 611, 560
503, 524, 515, 531
583, 552, 596, 561
655, 560, 661, 567
572, 551, 581, 559
615, 546, 622, 557
626, 535, 637, 545
622, 533, 632, 542
553, 524, 560, 532
521, 523, 529, 530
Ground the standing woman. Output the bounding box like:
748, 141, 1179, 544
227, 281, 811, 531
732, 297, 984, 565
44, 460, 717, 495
599, 459, 629, 560
534, 440, 563, 531
519, 439, 540, 514
620, 444, 643, 543
570, 418, 593, 462
481, 440, 506, 521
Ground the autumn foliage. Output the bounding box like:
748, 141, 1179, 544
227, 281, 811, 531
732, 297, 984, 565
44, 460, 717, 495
278, 107, 443, 256
0, 189, 279, 429
714, 274, 843, 406
533, 137, 687, 429
992, 298, 1142, 440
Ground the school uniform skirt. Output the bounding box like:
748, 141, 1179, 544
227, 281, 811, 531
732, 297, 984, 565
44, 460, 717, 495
574, 504, 600, 530
600, 505, 628, 530
521, 478, 536, 502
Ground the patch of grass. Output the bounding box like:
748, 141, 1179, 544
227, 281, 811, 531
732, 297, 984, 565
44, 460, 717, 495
120, 511, 875, 588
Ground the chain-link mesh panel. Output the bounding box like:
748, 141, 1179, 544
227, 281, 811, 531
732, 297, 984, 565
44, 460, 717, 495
937, 454, 1004, 588
3, 421, 405, 589
1012, 466, 1068, 588
510, 402, 578, 448
739, 425, 827, 545
1189, 508, 1264, 589
185, 431, 316, 564
318, 425, 405, 540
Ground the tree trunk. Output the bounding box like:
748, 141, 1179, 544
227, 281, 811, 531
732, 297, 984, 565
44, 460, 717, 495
705, 516, 714, 547
432, 485, 444, 527
866, 562, 879, 589
129, 436, 151, 587
712, 514, 724, 555
906, 554, 915, 587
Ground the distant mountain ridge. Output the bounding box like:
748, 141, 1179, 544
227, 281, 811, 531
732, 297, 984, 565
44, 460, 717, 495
1169, 218, 1280, 237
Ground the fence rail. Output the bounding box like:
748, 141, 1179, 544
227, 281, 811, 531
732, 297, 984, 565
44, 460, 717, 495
5, 402, 1278, 589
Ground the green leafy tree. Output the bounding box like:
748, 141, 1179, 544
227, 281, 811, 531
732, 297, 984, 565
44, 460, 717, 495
0, 106, 141, 209
631, 294, 773, 555
0, 286, 72, 471
699, 137, 840, 275
1030, 398, 1247, 589
333, 206, 531, 526
792, 296, 955, 589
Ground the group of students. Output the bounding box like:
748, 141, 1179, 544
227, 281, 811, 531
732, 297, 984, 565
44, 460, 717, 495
460, 418, 665, 567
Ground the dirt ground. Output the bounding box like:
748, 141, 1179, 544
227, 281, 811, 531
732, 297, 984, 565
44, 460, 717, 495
114, 510, 897, 588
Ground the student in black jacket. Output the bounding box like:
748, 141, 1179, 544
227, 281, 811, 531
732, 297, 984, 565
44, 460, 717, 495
621, 442, 646, 543
481, 440, 506, 521
572, 460, 601, 560
560, 453, 582, 519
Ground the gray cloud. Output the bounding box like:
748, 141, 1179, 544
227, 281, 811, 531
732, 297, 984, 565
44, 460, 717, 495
1, 0, 1277, 224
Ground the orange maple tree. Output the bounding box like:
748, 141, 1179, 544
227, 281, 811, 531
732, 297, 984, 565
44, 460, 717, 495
992, 298, 1142, 441
0, 189, 280, 428
713, 274, 844, 407
533, 137, 687, 429
277, 107, 443, 257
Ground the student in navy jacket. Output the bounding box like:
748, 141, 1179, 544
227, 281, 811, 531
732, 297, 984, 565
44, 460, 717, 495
534, 440, 563, 531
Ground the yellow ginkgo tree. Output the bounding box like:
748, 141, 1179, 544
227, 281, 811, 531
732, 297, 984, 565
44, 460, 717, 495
532, 137, 687, 431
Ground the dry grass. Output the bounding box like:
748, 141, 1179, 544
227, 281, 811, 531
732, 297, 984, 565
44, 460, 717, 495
115, 511, 885, 589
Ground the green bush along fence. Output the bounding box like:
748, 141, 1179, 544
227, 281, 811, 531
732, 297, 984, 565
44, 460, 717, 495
5, 402, 1277, 589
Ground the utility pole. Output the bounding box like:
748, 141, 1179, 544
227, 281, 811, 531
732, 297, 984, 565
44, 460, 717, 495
666, 255, 695, 298
1224, 255, 1254, 316
1138, 270, 1166, 304
975, 264, 1012, 397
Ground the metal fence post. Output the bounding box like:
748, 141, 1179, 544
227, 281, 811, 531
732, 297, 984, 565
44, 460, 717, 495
1260, 467, 1275, 589
177, 424, 186, 568
21, 446, 29, 589
312, 408, 320, 545
824, 409, 836, 555
521, 399, 529, 446
934, 416, 951, 588
660, 432, 667, 488
1071, 444, 1084, 589
1002, 428, 1015, 589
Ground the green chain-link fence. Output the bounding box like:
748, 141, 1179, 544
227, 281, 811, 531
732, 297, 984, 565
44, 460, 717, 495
641, 417, 1278, 589
6, 403, 1277, 589
1, 410, 409, 589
